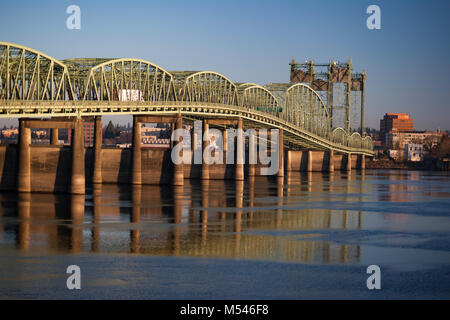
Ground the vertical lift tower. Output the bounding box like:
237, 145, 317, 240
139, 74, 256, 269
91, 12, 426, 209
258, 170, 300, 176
289, 59, 367, 136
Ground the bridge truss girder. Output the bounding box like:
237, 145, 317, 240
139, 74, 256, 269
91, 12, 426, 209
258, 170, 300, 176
0, 42, 73, 101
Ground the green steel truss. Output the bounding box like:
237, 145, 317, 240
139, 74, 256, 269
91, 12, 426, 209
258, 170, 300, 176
0, 42, 373, 155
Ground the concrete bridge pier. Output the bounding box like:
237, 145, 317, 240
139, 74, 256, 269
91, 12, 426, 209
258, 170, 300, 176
359, 154, 366, 170
173, 114, 184, 186
50, 128, 58, 145
346, 153, 352, 173
277, 130, 284, 177
235, 118, 244, 181
18, 119, 31, 193
307, 150, 313, 172
222, 128, 228, 173
191, 128, 197, 153
132, 116, 142, 185
328, 150, 334, 173
92, 116, 102, 184
202, 120, 210, 180
222, 128, 227, 153
286, 149, 292, 172
248, 131, 256, 177
71, 118, 85, 195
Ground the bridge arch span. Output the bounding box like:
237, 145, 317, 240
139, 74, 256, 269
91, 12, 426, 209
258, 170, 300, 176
349, 132, 363, 149
0, 41, 73, 101
239, 83, 279, 116
178, 71, 238, 106
331, 127, 348, 146
284, 83, 330, 139
63, 58, 176, 102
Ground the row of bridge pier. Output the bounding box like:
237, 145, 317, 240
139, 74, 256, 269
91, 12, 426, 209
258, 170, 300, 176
14, 115, 366, 195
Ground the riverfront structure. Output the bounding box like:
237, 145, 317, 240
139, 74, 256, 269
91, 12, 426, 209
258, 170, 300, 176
0, 42, 373, 194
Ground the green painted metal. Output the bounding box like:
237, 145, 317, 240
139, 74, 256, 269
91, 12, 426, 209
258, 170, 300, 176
0, 42, 373, 156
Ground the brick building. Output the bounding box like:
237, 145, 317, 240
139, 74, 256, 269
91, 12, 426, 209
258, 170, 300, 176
380, 113, 414, 144
59, 121, 95, 146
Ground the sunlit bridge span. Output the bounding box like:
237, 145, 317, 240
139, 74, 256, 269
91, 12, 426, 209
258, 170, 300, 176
0, 42, 373, 156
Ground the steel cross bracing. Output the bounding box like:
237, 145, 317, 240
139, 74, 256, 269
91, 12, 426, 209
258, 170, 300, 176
0, 42, 373, 156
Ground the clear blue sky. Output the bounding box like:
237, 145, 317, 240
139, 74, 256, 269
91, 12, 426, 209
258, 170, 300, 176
1, 0, 449, 130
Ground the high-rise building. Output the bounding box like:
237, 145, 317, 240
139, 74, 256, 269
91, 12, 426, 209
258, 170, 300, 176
380, 113, 414, 144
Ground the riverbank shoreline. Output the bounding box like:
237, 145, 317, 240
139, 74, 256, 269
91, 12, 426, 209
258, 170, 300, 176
367, 159, 448, 171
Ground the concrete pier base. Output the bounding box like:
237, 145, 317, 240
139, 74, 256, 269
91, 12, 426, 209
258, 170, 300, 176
346, 154, 352, 173
50, 128, 58, 145
173, 115, 184, 186
92, 116, 102, 184
132, 116, 142, 185
277, 130, 284, 177
307, 150, 313, 172
248, 130, 256, 177
328, 150, 334, 173
17, 119, 31, 193
235, 118, 244, 181
286, 150, 292, 172
71, 118, 85, 195
202, 120, 210, 180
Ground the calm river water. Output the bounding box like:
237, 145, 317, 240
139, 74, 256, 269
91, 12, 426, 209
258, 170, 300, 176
0, 170, 449, 299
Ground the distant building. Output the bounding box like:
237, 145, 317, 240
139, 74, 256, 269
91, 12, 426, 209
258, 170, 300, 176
60, 122, 95, 146
404, 143, 423, 162
380, 113, 414, 143
385, 129, 447, 150
1, 128, 18, 138
83, 121, 95, 147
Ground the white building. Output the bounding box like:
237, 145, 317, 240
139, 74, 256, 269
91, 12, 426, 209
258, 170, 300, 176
404, 143, 423, 162
385, 129, 446, 150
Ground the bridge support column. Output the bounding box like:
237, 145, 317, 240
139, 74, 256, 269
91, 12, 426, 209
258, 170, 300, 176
277, 130, 284, 177
222, 129, 227, 152
132, 116, 142, 185
286, 150, 292, 172
50, 128, 58, 145
191, 128, 197, 152
328, 150, 334, 173
202, 120, 210, 180
307, 150, 313, 172
71, 118, 85, 195
191, 125, 198, 167
346, 153, 352, 173
359, 154, 365, 170
248, 130, 256, 177
93, 116, 102, 184
222, 128, 228, 169
170, 123, 175, 149
235, 118, 244, 181
173, 115, 184, 186
18, 119, 31, 193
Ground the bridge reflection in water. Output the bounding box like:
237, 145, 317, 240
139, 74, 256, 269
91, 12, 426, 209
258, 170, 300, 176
2, 172, 367, 264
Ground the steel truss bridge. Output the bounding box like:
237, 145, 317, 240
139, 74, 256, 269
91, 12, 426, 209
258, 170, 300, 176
0, 42, 373, 156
